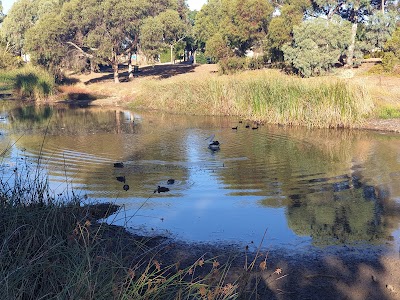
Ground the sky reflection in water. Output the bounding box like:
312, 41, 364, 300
1, 105, 400, 252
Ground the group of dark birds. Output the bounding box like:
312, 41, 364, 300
232, 120, 260, 130
113, 120, 260, 190
208, 120, 261, 151
113, 162, 174, 193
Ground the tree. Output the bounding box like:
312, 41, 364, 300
140, 16, 165, 63
310, 0, 397, 67
1, 0, 64, 57
1, 0, 36, 56
265, 0, 311, 62
360, 10, 397, 52
194, 0, 273, 61
283, 17, 351, 77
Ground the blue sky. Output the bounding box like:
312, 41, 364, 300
2, 0, 207, 13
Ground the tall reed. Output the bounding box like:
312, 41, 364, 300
0, 65, 55, 100
133, 70, 374, 128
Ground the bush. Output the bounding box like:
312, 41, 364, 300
11, 66, 55, 100
0, 47, 24, 70
382, 52, 400, 72
219, 57, 247, 74
247, 56, 268, 70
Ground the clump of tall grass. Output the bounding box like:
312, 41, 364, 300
1, 65, 55, 100
133, 70, 374, 128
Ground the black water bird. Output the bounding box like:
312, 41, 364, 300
154, 186, 170, 193
116, 176, 126, 183
114, 162, 124, 168
167, 179, 175, 185
239, 120, 243, 123
245, 124, 250, 128
252, 125, 259, 130
206, 134, 220, 151
123, 184, 129, 191
232, 126, 238, 130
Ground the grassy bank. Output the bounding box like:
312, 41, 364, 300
0, 66, 55, 100
132, 69, 374, 128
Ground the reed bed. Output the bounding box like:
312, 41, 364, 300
134, 70, 374, 128
0, 66, 55, 100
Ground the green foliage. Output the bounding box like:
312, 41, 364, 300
385, 25, 400, 58
283, 18, 351, 77
264, 0, 310, 62
0, 1, 4, 23
194, 0, 273, 60
219, 57, 247, 74
0, 45, 23, 69
378, 106, 400, 119
382, 51, 400, 72
195, 51, 208, 64
205, 32, 232, 61
140, 16, 166, 62
4, 66, 55, 100
358, 11, 397, 53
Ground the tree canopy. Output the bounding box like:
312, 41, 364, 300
1, 0, 399, 78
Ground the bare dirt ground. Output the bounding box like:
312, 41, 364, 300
59, 64, 400, 299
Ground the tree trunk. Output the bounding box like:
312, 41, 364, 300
170, 44, 174, 64
346, 22, 358, 68
193, 49, 197, 64
381, 0, 384, 13
128, 50, 134, 81
112, 51, 120, 83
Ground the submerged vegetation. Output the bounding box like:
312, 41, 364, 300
134, 69, 374, 128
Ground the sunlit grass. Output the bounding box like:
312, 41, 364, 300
0, 66, 55, 100
133, 69, 374, 128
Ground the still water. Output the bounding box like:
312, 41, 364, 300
1, 104, 400, 253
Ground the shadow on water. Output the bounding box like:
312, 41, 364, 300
3, 105, 400, 298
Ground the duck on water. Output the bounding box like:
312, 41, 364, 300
206, 134, 220, 151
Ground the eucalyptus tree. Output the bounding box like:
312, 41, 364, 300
1, 0, 36, 56
1, 0, 64, 57
265, 0, 311, 62
311, 0, 398, 67
194, 0, 274, 61
282, 17, 351, 77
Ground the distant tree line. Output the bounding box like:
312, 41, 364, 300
0, 0, 399, 79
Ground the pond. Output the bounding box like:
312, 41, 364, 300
1, 103, 400, 255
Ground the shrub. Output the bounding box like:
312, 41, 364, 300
219, 57, 247, 74
10, 66, 55, 100
382, 52, 400, 72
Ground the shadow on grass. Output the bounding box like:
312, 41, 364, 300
84, 62, 198, 85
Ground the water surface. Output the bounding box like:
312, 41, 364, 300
1, 104, 400, 253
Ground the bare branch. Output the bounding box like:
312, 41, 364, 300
66, 41, 96, 58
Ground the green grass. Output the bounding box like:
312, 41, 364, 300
0, 65, 55, 100
132, 70, 374, 128
377, 106, 400, 119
